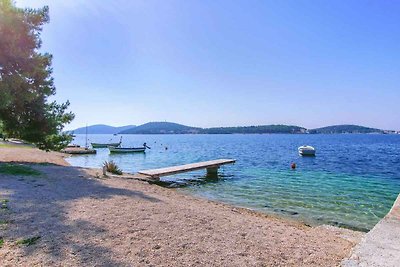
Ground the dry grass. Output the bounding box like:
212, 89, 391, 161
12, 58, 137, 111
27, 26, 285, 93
103, 161, 122, 175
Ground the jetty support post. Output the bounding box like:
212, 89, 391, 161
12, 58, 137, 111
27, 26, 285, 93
102, 166, 107, 176
206, 166, 220, 178
151, 175, 160, 182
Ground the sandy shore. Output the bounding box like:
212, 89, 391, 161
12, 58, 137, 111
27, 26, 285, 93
0, 144, 69, 166
0, 145, 363, 266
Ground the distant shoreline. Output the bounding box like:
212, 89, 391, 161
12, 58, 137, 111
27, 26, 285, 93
70, 122, 398, 135
72, 132, 398, 135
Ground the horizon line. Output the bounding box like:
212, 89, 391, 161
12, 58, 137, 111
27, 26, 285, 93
68, 122, 398, 131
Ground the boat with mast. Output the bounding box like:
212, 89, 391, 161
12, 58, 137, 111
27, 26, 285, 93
108, 142, 150, 153
91, 136, 122, 148
62, 124, 96, 154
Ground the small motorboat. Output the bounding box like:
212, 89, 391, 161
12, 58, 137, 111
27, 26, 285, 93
298, 145, 316, 156
91, 137, 122, 148
108, 142, 150, 153
108, 146, 146, 153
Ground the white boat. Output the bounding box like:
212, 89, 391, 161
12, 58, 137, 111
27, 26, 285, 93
108, 142, 150, 153
91, 137, 122, 148
108, 146, 146, 153
298, 145, 316, 156
92, 141, 121, 148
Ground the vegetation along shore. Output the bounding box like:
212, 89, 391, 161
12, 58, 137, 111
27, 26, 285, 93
71, 122, 398, 135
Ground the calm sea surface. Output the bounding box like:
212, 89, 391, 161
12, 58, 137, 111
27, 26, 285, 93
68, 134, 400, 231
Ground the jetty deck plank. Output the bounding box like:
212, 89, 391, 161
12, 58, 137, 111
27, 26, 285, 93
138, 159, 235, 178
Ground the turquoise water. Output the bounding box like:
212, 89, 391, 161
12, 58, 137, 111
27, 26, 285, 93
67, 134, 400, 231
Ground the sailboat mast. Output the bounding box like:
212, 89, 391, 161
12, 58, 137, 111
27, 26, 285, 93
85, 124, 88, 148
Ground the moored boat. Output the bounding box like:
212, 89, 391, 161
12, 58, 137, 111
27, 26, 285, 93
298, 145, 316, 156
67, 144, 80, 148
108, 142, 150, 153
92, 142, 121, 148
108, 146, 146, 153
91, 137, 122, 148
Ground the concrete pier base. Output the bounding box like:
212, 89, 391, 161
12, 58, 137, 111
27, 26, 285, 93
342, 194, 400, 267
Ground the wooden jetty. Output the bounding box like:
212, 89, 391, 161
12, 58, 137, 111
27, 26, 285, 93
138, 159, 236, 180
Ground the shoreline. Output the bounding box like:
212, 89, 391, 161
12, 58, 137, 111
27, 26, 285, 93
82, 166, 327, 231
83, 164, 368, 233
1, 144, 364, 266
0, 141, 70, 166
2, 141, 369, 232
180, 193, 370, 233
1, 141, 376, 231
77, 164, 374, 233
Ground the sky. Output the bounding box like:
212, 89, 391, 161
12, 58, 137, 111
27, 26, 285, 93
16, 0, 400, 130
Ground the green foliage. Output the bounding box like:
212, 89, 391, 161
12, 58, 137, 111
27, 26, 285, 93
120, 122, 200, 134
0, 0, 74, 151
1, 199, 9, 210
73, 124, 135, 134
16, 236, 41, 246
0, 163, 41, 176
309, 125, 383, 134
103, 160, 123, 175
202, 125, 306, 134
0, 237, 3, 247
119, 122, 306, 134
0, 120, 5, 140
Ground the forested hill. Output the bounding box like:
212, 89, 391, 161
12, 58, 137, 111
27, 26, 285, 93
119, 122, 200, 134
72, 124, 135, 134
201, 125, 306, 134
309, 125, 383, 134
119, 123, 306, 134
72, 123, 387, 135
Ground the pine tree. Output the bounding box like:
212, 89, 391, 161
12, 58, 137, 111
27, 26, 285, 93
0, 0, 74, 150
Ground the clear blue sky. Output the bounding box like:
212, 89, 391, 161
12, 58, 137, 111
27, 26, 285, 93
16, 0, 400, 130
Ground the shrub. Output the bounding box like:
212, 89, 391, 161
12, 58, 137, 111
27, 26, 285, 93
1, 199, 9, 210
103, 161, 122, 175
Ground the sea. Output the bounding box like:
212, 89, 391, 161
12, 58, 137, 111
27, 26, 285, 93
67, 134, 400, 232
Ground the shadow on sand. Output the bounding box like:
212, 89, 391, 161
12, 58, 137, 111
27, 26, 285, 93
0, 163, 161, 266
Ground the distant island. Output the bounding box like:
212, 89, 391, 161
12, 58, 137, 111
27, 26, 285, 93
71, 122, 397, 135
118, 122, 306, 134
119, 122, 200, 134
308, 125, 383, 134
202, 125, 306, 134
72, 124, 136, 134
